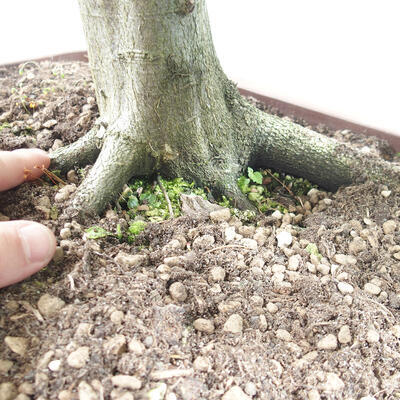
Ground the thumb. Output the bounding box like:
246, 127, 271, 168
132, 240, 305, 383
0, 221, 56, 288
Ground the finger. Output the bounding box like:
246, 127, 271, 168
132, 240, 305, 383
0, 149, 50, 191
0, 220, 56, 288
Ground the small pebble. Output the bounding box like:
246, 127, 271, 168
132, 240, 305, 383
193, 356, 210, 372
276, 231, 292, 248
209, 208, 231, 222
382, 220, 397, 234
110, 310, 125, 324
209, 266, 226, 282
193, 318, 215, 334
348, 237, 367, 254
338, 325, 352, 344
128, 338, 145, 355
333, 254, 357, 265
287, 254, 301, 271
308, 389, 321, 400
4, 336, 28, 356
381, 190, 391, 198
52, 247, 64, 264
222, 386, 251, 400
67, 347, 90, 368
319, 372, 344, 392
193, 234, 215, 249
266, 302, 278, 314
43, 119, 58, 128
18, 382, 34, 395
317, 264, 330, 276
272, 264, 285, 273
37, 294, 65, 318
111, 375, 142, 390
103, 335, 127, 355
240, 238, 258, 251
223, 314, 243, 334
276, 329, 292, 342
0, 359, 13, 374
59, 227, 72, 239
224, 226, 236, 242
78, 381, 97, 400
169, 282, 188, 302
366, 329, 380, 344
363, 283, 381, 296
48, 359, 61, 372
337, 282, 354, 294
391, 325, 400, 338
317, 334, 337, 350
114, 252, 148, 267
244, 382, 257, 397
0, 383, 17, 400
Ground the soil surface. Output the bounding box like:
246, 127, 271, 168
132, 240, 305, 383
0, 61, 400, 400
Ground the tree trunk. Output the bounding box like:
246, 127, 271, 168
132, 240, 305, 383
50, 0, 399, 216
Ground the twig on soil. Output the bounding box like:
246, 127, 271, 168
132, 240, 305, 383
19, 301, 45, 323
264, 169, 304, 207
157, 175, 174, 219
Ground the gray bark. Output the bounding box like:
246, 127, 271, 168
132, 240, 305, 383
50, 0, 399, 216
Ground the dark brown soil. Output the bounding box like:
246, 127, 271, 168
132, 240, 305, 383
0, 62, 399, 400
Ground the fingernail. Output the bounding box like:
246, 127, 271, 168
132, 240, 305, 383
18, 224, 54, 264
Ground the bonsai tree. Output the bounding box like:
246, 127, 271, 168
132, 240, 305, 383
51, 0, 399, 216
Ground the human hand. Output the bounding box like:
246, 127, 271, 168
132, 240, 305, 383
0, 149, 56, 288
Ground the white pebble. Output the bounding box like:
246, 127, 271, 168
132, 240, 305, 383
266, 302, 278, 314
287, 254, 301, 271
333, 254, 357, 265
338, 325, 352, 344
222, 386, 251, 400
319, 372, 344, 392
244, 382, 257, 397
366, 329, 380, 343
111, 375, 142, 390
224, 226, 236, 242
223, 314, 243, 334
363, 283, 381, 296
337, 282, 354, 294
317, 264, 330, 276
308, 389, 321, 400
128, 338, 145, 355
48, 359, 61, 372
193, 318, 215, 334
67, 347, 90, 368
276, 231, 292, 248
169, 282, 188, 302
382, 220, 397, 234
391, 325, 400, 338
193, 356, 210, 372
317, 334, 337, 350
272, 264, 286, 273
240, 238, 258, 251
276, 329, 292, 342
209, 266, 226, 282
381, 190, 391, 198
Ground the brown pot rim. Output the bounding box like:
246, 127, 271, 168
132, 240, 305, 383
3, 51, 399, 151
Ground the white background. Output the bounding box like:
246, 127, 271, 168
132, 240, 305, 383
1, 0, 399, 136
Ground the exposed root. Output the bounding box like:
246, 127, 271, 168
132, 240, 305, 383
50, 125, 101, 172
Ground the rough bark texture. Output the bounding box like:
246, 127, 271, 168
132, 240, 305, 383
50, 0, 399, 216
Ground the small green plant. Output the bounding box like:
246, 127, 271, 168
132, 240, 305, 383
305, 243, 322, 260
238, 167, 316, 213
120, 177, 208, 222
